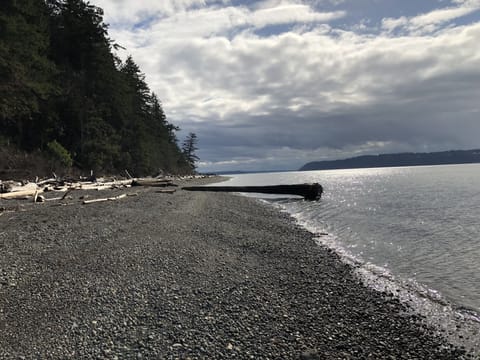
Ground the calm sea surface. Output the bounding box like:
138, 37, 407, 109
219, 164, 480, 349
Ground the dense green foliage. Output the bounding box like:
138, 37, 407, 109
0, 0, 194, 176
46, 139, 73, 167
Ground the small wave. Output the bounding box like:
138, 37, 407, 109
266, 199, 480, 356
356, 262, 480, 355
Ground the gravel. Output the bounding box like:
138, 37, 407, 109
0, 183, 469, 359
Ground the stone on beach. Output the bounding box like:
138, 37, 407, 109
0, 182, 468, 359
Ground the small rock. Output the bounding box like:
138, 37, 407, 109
301, 349, 320, 359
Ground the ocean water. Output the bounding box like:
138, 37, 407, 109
218, 164, 480, 352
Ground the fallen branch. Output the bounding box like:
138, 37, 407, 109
61, 189, 74, 200
36, 178, 58, 186
82, 193, 127, 205
45, 196, 64, 202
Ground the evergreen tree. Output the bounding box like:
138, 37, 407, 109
182, 132, 199, 171
0, 0, 192, 176
0, 0, 57, 149
47, 0, 122, 171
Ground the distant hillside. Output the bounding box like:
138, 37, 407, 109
212, 170, 290, 175
300, 149, 480, 171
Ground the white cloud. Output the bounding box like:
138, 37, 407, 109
250, 4, 345, 28
134, 23, 479, 118
89, 0, 480, 171
93, 0, 214, 26
95, 0, 345, 32
381, 16, 408, 33
103, 2, 344, 41
167, 21, 480, 170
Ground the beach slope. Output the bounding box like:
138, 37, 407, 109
0, 188, 465, 358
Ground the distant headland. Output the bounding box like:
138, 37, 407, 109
300, 149, 480, 171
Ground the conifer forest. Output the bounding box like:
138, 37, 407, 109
0, 0, 196, 176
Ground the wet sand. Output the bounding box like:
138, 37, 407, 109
0, 183, 468, 359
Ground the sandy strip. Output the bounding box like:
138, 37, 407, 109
0, 184, 468, 359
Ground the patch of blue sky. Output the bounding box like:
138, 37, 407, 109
451, 11, 480, 26
322, 0, 480, 34
132, 14, 161, 30
351, 0, 449, 17
314, 0, 459, 26
229, 0, 260, 9
254, 23, 298, 37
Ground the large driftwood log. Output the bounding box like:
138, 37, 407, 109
0, 184, 42, 199
132, 179, 176, 187
182, 183, 323, 201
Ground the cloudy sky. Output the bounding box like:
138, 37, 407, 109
90, 0, 480, 172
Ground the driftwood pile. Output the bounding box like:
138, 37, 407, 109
0, 175, 181, 206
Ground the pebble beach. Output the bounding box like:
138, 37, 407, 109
0, 180, 468, 359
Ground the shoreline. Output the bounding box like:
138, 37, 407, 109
0, 185, 469, 358
274, 200, 480, 356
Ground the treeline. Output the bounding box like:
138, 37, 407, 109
0, 0, 195, 176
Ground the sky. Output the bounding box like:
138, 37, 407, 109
90, 0, 480, 172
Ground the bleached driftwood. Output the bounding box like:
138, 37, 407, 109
36, 178, 58, 186
0, 191, 37, 200
75, 179, 133, 190
45, 196, 64, 202
0, 183, 42, 200
82, 193, 127, 205
1, 175, 182, 203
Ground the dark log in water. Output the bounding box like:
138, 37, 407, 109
182, 183, 323, 201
